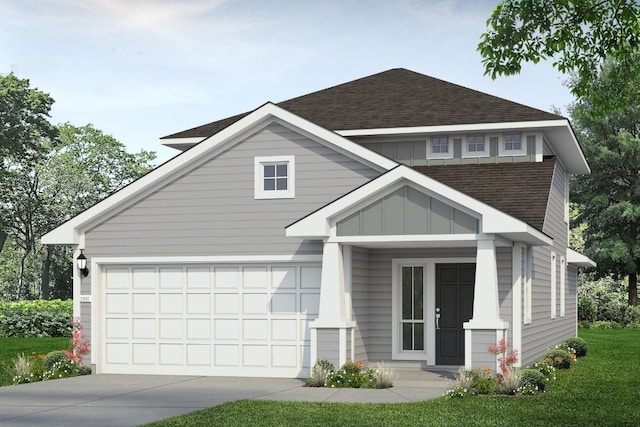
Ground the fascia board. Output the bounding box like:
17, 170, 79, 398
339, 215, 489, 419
286, 165, 531, 240
42, 102, 397, 245
567, 248, 596, 267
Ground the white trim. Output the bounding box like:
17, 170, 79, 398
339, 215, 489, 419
391, 257, 475, 365
560, 256, 566, 317
524, 247, 533, 324
254, 155, 295, 199
511, 244, 523, 367
42, 102, 397, 245
91, 255, 322, 264
567, 248, 596, 267
551, 251, 557, 319
159, 136, 206, 148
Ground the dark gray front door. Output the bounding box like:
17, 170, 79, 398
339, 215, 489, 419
436, 263, 475, 365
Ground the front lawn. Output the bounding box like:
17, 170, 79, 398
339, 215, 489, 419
0, 337, 69, 386
145, 329, 640, 427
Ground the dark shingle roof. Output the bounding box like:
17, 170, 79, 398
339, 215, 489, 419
413, 157, 556, 231
162, 68, 563, 139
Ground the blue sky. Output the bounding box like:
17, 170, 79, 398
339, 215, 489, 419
1, 0, 573, 164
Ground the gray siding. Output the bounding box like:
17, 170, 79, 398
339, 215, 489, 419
85, 122, 381, 256
337, 186, 478, 236
497, 247, 514, 343
471, 330, 498, 369
521, 163, 574, 366
349, 247, 514, 364
316, 328, 340, 367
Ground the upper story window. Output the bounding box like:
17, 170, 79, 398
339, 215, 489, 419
254, 155, 295, 199
463, 135, 488, 157
499, 133, 526, 156
427, 136, 452, 159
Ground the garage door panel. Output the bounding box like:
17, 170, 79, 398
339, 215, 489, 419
159, 293, 182, 314
101, 263, 320, 377
132, 318, 156, 339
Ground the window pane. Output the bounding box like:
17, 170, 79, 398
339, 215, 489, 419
276, 164, 288, 177
414, 323, 424, 350
276, 178, 288, 190
264, 165, 275, 177
264, 178, 275, 191
414, 267, 423, 320
402, 267, 412, 320
402, 323, 413, 351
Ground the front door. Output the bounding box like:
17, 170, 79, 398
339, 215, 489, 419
435, 263, 475, 365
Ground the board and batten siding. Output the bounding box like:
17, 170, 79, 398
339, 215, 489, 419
337, 186, 478, 236
84, 123, 381, 257
521, 162, 574, 366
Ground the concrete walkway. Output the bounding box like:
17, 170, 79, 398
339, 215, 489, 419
0, 370, 455, 427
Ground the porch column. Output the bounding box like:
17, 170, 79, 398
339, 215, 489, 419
309, 241, 355, 369
463, 234, 508, 370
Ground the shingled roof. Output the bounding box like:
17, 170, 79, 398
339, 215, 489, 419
162, 68, 563, 140
413, 156, 557, 231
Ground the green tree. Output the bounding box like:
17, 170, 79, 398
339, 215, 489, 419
570, 60, 640, 306
0, 73, 58, 251
478, 0, 640, 114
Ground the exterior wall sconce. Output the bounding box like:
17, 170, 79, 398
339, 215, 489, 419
77, 250, 89, 278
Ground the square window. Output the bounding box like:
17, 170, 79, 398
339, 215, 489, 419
427, 136, 451, 159
463, 135, 488, 157
254, 156, 295, 199
499, 133, 526, 156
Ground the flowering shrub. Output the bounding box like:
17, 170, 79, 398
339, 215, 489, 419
563, 336, 588, 357
326, 360, 377, 388
544, 348, 572, 369
532, 360, 556, 382
65, 318, 90, 364
488, 339, 519, 395
517, 369, 546, 392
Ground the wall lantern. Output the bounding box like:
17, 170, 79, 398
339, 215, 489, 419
77, 250, 89, 278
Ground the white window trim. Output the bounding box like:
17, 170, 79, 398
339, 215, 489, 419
427, 136, 453, 159
462, 135, 489, 158
498, 133, 527, 157
254, 155, 295, 199
551, 252, 557, 319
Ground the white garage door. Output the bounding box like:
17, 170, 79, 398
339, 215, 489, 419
99, 263, 321, 377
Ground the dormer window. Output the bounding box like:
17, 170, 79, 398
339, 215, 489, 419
499, 133, 526, 156
427, 136, 452, 159
254, 156, 295, 199
463, 135, 488, 157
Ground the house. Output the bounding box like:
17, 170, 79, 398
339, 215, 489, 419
43, 68, 595, 378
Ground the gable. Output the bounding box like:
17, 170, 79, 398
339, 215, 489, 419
336, 185, 479, 236
43, 103, 397, 245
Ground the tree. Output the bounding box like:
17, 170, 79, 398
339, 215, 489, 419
570, 60, 640, 306
0, 73, 58, 251
478, 0, 640, 114
0, 123, 156, 300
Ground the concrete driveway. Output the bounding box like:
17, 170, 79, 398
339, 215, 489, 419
0, 370, 454, 426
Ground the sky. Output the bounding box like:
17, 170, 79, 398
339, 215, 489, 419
1, 0, 574, 165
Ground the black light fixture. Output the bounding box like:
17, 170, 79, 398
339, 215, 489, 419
77, 250, 89, 278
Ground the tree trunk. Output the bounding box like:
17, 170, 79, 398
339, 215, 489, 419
16, 252, 27, 301
629, 272, 638, 306
0, 231, 6, 252
41, 246, 51, 300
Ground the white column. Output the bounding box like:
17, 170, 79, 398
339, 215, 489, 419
317, 241, 347, 323
465, 235, 508, 329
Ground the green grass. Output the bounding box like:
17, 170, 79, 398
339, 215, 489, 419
0, 337, 69, 386
145, 329, 640, 427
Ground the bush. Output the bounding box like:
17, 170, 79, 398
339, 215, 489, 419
578, 297, 597, 322
325, 360, 377, 389
306, 360, 334, 387
623, 305, 640, 326
43, 359, 79, 380
518, 369, 546, 392
544, 349, 572, 369
474, 377, 500, 394
44, 350, 70, 369
563, 336, 588, 357
0, 300, 72, 337
532, 360, 556, 382
591, 320, 621, 329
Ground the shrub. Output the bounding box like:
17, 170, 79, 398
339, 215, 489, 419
623, 305, 640, 326
0, 300, 72, 337
474, 377, 500, 394
544, 348, 572, 369
563, 336, 588, 357
306, 360, 334, 387
591, 320, 621, 329
373, 361, 395, 389
325, 360, 377, 389
43, 359, 79, 380
44, 350, 70, 369
518, 369, 546, 392
578, 297, 597, 322
532, 360, 556, 382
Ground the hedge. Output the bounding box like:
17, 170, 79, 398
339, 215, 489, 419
0, 300, 73, 337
